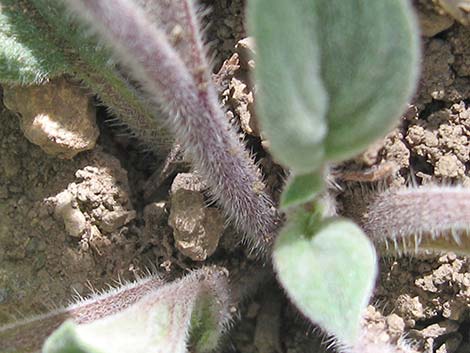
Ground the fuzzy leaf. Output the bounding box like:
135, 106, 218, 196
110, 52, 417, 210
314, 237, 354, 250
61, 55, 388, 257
249, 0, 419, 171
248, 0, 328, 174
273, 213, 377, 344
318, 0, 420, 161
190, 294, 223, 352
42, 268, 230, 353
42, 321, 101, 353
280, 171, 324, 209
0, 0, 171, 149
0, 2, 69, 84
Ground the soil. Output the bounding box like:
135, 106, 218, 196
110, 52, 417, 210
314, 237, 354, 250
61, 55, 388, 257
2, 1, 470, 353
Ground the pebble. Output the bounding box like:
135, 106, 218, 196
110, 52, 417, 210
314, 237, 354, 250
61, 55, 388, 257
168, 189, 224, 261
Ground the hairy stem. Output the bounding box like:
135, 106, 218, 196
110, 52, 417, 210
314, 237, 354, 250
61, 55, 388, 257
361, 186, 470, 255
63, 0, 280, 252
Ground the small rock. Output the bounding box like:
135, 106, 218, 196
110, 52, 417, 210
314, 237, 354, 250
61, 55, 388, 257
417, 5, 454, 37
53, 190, 87, 238
435, 154, 465, 177
235, 37, 256, 69
442, 300, 466, 320
99, 209, 136, 233
386, 314, 405, 339
361, 306, 420, 353
438, 0, 470, 25
406, 125, 425, 145
169, 189, 224, 261
413, 320, 459, 339
384, 131, 410, 169
3, 77, 99, 159
395, 294, 425, 321
170, 172, 207, 194
230, 77, 259, 136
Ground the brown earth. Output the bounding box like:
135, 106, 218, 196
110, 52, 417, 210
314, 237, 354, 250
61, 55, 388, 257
2, 1, 470, 352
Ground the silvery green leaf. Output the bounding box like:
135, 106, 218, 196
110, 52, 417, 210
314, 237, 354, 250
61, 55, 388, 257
318, 0, 419, 161
273, 212, 377, 344
43, 268, 230, 353
249, 0, 328, 174
280, 171, 324, 209
42, 321, 101, 353
249, 0, 419, 170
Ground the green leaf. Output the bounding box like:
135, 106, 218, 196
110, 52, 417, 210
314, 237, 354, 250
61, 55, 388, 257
43, 268, 230, 353
43, 303, 182, 353
280, 171, 324, 209
248, 0, 419, 169
0, 2, 69, 84
248, 0, 328, 174
318, 0, 420, 161
43, 321, 102, 353
273, 213, 377, 344
189, 293, 221, 352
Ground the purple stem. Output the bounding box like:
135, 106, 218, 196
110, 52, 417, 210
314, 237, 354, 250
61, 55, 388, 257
63, 0, 280, 252
362, 186, 470, 254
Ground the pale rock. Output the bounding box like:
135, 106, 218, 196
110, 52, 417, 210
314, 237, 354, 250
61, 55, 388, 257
230, 77, 259, 136
170, 172, 206, 194
3, 77, 99, 159
435, 154, 465, 177
417, 5, 454, 37
169, 189, 224, 261
53, 190, 87, 238
235, 37, 255, 69
99, 209, 136, 233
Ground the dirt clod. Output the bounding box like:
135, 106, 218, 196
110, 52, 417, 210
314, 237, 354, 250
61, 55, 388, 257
52, 190, 88, 238
169, 189, 224, 261
416, 1, 454, 37
417, 39, 455, 104
3, 77, 99, 159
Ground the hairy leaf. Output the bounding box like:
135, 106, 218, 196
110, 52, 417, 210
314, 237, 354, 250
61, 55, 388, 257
248, 0, 328, 174
318, 0, 419, 161
249, 0, 419, 171
280, 171, 324, 209
0, 0, 171, 149
362, 186, 470, 255
0, 2, 68, 84
42, 321, 101, 353
42, 268, 230, 353
273, 212, 377, 344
